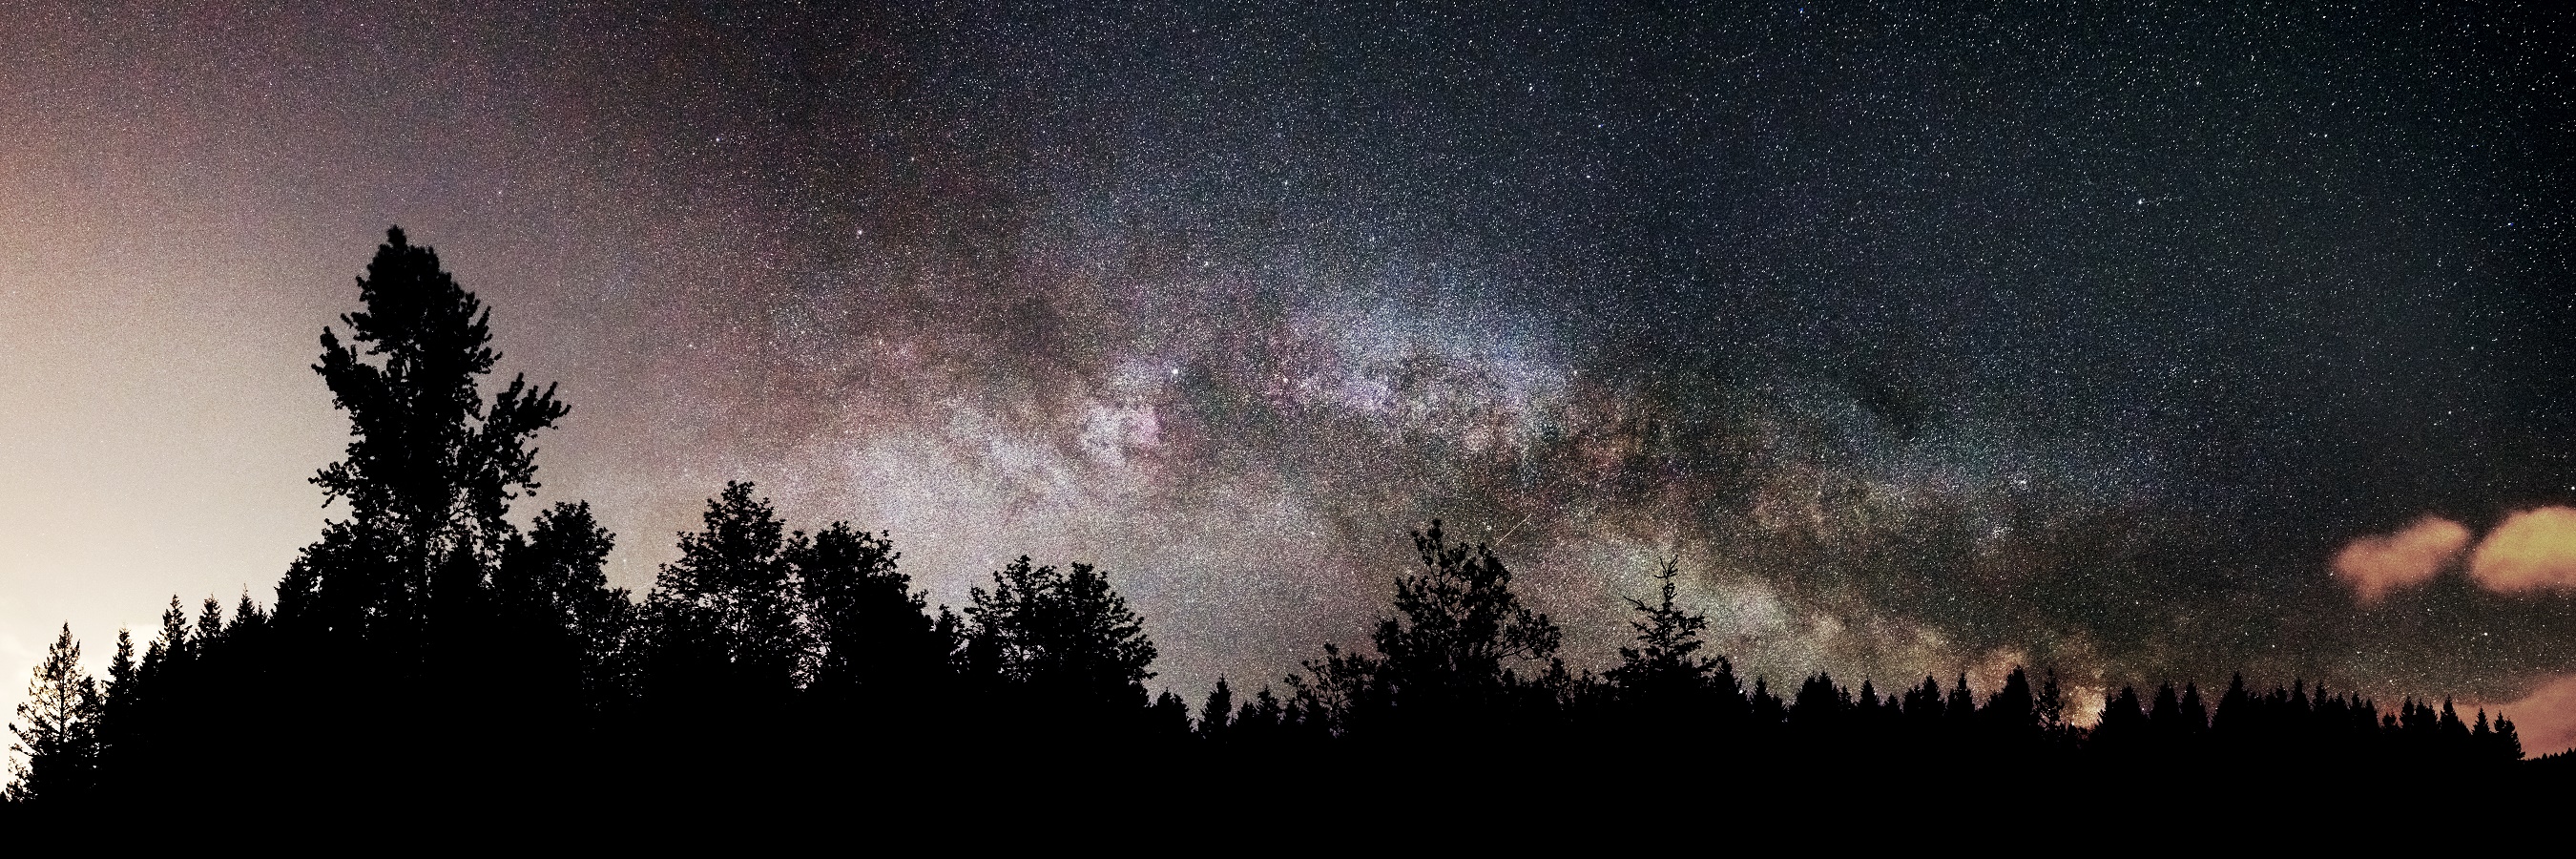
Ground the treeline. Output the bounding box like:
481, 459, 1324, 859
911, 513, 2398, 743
1184, 536, 2526, 768
0, 229, 2536, 806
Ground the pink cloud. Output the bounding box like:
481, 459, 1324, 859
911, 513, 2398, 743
2332, 516, 2470, 603
2468, 506, 2576, 594
2480, 673, 2576, 758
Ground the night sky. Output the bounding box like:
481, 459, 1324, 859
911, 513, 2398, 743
5, 1, 2574, 750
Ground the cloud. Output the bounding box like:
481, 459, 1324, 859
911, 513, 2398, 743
2468, 506, 2576, 594
2332, 516, 2470, 603
2480, 673, 2576, 758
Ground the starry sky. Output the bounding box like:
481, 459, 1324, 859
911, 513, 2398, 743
4, 1, 2573, 748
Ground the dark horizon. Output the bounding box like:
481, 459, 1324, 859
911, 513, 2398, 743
5, 0, 2574, 781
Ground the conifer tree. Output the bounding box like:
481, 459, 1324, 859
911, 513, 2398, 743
2212, 674, 2251, 737
2438, 698, 2470, 750
1856, 679, 1885, 724
1198, 678, 1235, 742
1944, 672, 1978, 732
1983, 667, 2037, 739
2491, 712, 2524, 762
1152, 690, 1191, 738
2094, 685, 2147, 751
1236, 685, 1286, 742
1708, 658, 1749, 723
1750, 677, 1787, 726
194, 597, 224, 649
2149, 682, 2185, 741
104, 630, 135, 703
2036, 669, 2066, 737
7, 625, 100, 803
1904, 675, 1945, 729
1607, 560, 1718, 706
141, 597, 189, 676
1791, 673, 1846, 731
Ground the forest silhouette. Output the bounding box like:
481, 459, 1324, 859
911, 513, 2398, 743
5, 229, 2559, 808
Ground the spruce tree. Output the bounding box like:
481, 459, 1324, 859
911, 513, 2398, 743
1198, 678, 1235, 742
2036, 669, 2066, 737
1750, 677, 1787, 726
2212, 674, 2251, 738
1904, 675, 1945, 729
140, 597, 189, 677
1983, 667, 2037, 740
1790, 673, 1847, 733
1236, 685, 1285, 743
2149, 682, 2185, 741
7, 625, 100, 803
104, 630, 135, 703
2492, 713, 2524, 762
1152, 690, 1192, 739
1606, 559, 1718, 705
2094, 686, 2147, 752
1944, 672, 1978, 732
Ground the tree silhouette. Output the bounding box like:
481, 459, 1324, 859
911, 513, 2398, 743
1607, 559, 1720, 708
965, 556, 1159, 727
1983, 667, 2038, 745
1790, 672, 1850, 740
496, 502, 623, 639
2148, 681, 2186, 748
2035, 669, 2066, 739
1943, 672, 1977, 735
2484, 710, 2524, 762
7, 625, 100, 803
795, 522, 946, 707
491, 501, 627, 717
1197, 677, 1235, 743
281, 226, 568, 644
2094, 686, 2147, 753
1151, 690, 1191, 739
101, 629, 133, 717
1903, 675, 1945, 732
646, 481, 809, 714
1309, 520, 1563, 738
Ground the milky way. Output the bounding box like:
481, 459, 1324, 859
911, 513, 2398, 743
4, 1, 2572, 742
